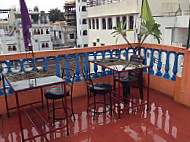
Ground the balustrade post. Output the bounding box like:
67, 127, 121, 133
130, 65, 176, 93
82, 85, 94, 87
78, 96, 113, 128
75, 54, 81, 81
44, 58, 49, 71
20, 60, 24, 72
171, 53, 179, 81
125, 49, 129, 61
101, 51, 106, 77
93, 53, 98, 78
156, 50, 162, 77
7, 62, 11, 73
164, 51, 170, 79
55, 57, 60, 77
149, 49, 154, 74
117, 49, 121, 59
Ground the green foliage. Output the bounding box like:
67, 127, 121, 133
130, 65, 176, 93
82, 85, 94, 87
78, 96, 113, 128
112, 21, 133, 49
127, 29, 134, 31
111, 20, 162, 53
71, 21, 77, 26
49, 8, 65, 23
140, 20, 161, 44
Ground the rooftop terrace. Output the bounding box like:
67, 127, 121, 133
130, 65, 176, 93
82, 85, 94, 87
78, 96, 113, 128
0, 88, 190, 141
0, 43, 190, 141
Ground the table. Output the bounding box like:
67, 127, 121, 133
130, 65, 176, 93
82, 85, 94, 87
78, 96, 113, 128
2, 71, 69, 141
88, 58, 150, 119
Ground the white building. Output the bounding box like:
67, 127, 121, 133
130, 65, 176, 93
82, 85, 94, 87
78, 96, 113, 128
0, 8, 53, 54
51, 21, 77, 49
76, 0, 88, 48
86, 0, 189, 76
86, 0, 190, 47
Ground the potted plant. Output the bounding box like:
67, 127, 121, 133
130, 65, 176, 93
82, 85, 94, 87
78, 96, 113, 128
111, 20, 162, 55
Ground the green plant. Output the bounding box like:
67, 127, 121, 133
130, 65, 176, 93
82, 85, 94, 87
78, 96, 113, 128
127, 29, 134, 31
111, 20, 162, 54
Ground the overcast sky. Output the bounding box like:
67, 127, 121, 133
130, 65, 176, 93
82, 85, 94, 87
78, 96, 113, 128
0, 0, 66, 18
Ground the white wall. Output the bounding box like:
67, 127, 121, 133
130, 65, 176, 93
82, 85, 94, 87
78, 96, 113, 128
76, 0, 88, 47
87, 0, 140, 18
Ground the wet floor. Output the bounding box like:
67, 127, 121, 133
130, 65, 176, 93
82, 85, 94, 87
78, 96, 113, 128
0, 88, 190, 142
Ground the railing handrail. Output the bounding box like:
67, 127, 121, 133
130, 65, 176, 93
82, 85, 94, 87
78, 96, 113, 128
0, 43, 186, 61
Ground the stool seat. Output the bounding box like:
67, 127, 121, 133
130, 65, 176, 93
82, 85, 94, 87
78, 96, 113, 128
90, 82, 112, 94
82, 70, 112, 120
45, 88, 69, 99
114, 75, 138, 83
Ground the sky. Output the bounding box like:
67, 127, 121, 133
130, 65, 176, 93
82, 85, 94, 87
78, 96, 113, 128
0, 0, 66, 18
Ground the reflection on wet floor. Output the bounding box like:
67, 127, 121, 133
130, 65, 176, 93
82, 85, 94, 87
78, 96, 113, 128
1, 88, 190, 141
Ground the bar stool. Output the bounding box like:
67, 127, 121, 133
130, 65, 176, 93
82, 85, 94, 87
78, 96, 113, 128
44, 68, 76, 125
82, 70, 112, 120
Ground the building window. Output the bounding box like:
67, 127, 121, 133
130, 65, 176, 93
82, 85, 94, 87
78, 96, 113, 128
41, 29, 43, 34
34, 29, 37, 35
82, 19, 87, 24
101, 43, 105, 46
46, 29, 49, 34
83, 30, 87, 35
8, 46, 12, 51
84, 44, 88, 47
96, 19, 99, 29
93, 42, 96, 46
70, 34, 75, 39
92, 19, 95, 29
46, 43, 49, 47
108, 18, 112, 29
42, 43, 45, 48
129, 16, 134, 29
82, 0, 86, 2
102, 18, 106, 29
82, 6, 86, 11
88, 19, 91, 29
122, 16, 127, 29
59, 31, 62, 39
116, 17, 120, 27
13, 46, 17, 51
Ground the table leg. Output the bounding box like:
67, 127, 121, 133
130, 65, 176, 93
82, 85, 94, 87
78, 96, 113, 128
2, 76, 10, 118
15, 92, 25, 141
146, 67, 150, 111
40, 88, 44, 109
63, 82, 69, 135
118, 73, 121, 119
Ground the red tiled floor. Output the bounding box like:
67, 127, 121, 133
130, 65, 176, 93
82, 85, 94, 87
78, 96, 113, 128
0, 88, 190, 142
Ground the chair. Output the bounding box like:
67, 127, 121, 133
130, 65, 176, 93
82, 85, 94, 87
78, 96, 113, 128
44, 68, 76, 125
114, 55, 145, 102
82, 69, 112, 120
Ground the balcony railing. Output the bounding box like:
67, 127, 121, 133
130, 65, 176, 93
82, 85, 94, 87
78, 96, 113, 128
0, 43, 185, 97
87, 0, 121, 7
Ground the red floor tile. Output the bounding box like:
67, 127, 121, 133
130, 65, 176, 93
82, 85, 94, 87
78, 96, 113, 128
0, 88, 190, 142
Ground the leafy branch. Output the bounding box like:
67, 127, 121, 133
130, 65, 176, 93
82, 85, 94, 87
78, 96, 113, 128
111, 20, 162, 54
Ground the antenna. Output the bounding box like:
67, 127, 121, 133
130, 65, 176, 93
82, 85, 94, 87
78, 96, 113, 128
175, 4, 182, 16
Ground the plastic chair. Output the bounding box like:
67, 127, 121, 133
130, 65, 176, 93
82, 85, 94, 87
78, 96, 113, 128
114, 55, 145, 103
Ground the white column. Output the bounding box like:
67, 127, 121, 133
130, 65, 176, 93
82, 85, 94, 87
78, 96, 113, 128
99, 18, 102, 30
126, 15, 129, 30
112, 16, 116, 28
